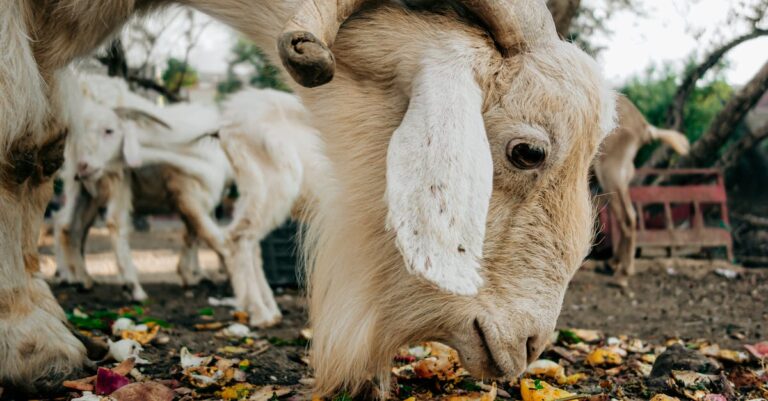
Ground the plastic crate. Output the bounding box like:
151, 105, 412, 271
260, 220, 300, 287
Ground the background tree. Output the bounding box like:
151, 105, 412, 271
216, 38, 290, 99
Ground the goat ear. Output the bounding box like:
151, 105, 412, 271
386, 60, 493, 296
122, 122, 143, 168
113, 107, 171, 130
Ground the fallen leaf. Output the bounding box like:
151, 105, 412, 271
300, 328, 313, 340
702, 395, 727, 401
586, 347, 623, 367
526, 360, 567, 384
628, 359, 653, 377
95, 367, 131, 395
563, 373, 588, 385
716, 349, 750, 364
441, 382, 497, 401
63, 378, 96, 392
649, 395, 680, 401
248, 385, 292, 401
121, 325, 160, 345
233, 311, 249, 324
112, 358, 137, 376
195, 322, 224, 331
220, 383, 255, 400
220, 323, 254, 338
180, 347, 213, 369
520, 378, 574, 401
107, 339, 149, 364
642, 354, 658, 364
110, 382, 175, 401
571, 329, 602, 343
670, 370, 719, 389
217, 345, 250, 354
744, 342, 768, 360
112, 318, 136, 335
72, 391, 115, 401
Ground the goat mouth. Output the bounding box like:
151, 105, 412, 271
473, 319, 505, 377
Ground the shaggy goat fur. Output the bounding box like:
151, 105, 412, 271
0, 0, 615, 397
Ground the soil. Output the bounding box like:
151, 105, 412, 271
6, 225, 768, 400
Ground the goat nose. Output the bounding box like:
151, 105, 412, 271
526, 335, 544, 364
77, 161, 89, 172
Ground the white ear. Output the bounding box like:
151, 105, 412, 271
122, 122, 143, 168
386, 59, 493, 296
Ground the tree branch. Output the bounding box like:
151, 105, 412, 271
673, 60, 768, 168
716, 120, 768, 169
667, 29, 768, 132
643, 29, 768, 169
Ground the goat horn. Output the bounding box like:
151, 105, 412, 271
278, 0, 367, 88
113, 107, 171, 130
279, 0, 558, 89
458, 0, 558, 55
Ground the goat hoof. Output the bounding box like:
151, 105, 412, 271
0, 306, 90, 396
278, 31, 335, 88
250, 313, 283, 329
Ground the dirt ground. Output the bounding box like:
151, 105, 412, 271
11, 222, 768, 400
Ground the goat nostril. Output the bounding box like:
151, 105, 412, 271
526, 336, 540, 363
77, 161, 89, 172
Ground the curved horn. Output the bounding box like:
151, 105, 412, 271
458, 0, 558, 55
113, 107, 171, 130
278, 0, 367, 88
279, 0, 558, 87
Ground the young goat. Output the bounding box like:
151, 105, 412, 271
55, 75, 231, 301
594, 95, 690, 286
217, 88, 328, 328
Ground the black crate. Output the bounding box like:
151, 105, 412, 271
260, 220, 301, 287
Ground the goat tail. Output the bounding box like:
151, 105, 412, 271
649, 126, 690, 156
0, 1, 48, 156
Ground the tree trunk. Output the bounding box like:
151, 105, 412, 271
717, 121, 768, 169
97, 39, 129, 78
673, 60, 768, 169
96, 39, 182, 103
644, 29, 768, 168
547, 0, 581, 38
667, 29, 768, 132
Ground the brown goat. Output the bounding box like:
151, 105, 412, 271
594, 96, 690, 287
0, 0, 615, 396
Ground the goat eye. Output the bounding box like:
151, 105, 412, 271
506, 141, 546, 170
105, 129, 114, 135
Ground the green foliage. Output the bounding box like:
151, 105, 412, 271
162, 58, 199, 90
620, 60, 734, 164
217, 38, 291, 99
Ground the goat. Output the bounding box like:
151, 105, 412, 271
594, 95, 690, 287
217, 88, 328, 328
1, 0, 614, 396
55, 84, 231, 301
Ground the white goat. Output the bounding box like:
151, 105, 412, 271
2, 0, 614, 396
217, 88, 328, 327
55, 75, 231, 301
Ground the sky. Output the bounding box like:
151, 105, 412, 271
137, 0, 768, 87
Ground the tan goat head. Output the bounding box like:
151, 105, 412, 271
296, 1, 618, 396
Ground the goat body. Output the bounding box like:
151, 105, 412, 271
594, 96, 690, 285
56, 75, 231, 301
217, 88, 328, 327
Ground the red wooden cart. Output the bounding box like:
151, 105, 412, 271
599, 168, 734, 260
